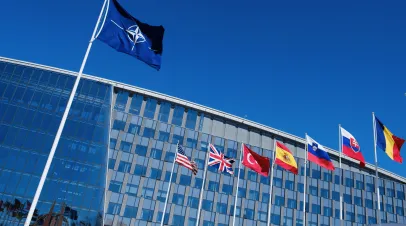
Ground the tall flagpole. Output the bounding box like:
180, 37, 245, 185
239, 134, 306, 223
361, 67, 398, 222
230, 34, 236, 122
267, 139, 277, 225
160, 142, 178, 226
196, 145, 210, 226
303, 133, 308, 225
232, 143, 243, 226
372, 112, 381, 225
24, 0, 108, 225
338, 124, 343, 224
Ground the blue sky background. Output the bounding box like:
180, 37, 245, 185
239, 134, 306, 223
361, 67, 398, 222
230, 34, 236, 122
0, 0, 405, 176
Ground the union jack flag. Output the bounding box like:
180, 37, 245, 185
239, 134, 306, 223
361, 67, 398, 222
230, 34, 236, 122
208, 144, 235, 175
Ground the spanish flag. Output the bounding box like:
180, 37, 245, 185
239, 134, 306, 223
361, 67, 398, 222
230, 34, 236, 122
275, 141, 298, 174
375, 116, 405, 163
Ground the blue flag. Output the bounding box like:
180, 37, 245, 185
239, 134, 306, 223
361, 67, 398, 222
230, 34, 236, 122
97, 0, 165, 70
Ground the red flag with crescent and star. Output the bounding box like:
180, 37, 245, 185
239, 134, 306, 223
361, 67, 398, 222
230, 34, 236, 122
241, 144, 270, 176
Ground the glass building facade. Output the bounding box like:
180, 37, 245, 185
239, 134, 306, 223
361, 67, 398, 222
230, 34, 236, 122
0, 59, 111, 225
0, 57, 406, 226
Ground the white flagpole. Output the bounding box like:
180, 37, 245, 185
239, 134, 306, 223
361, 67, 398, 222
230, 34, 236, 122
339, 124, 343, 224
232, 143, 243, 226
303, 133, 308, 226
160, 142, 178, 226
196, 145, 210, 226
267, 139, 277, 225
24, 1, 108, 225
372, 112, 382, 225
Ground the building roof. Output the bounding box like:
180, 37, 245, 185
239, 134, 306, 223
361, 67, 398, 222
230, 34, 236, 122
1, 56, 405, 184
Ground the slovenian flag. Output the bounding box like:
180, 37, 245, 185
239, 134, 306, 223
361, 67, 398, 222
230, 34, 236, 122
306, 135, 335, 170
341, 127, 365, 167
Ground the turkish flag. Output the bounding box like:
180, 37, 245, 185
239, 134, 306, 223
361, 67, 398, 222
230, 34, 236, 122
241, 144, 270, 176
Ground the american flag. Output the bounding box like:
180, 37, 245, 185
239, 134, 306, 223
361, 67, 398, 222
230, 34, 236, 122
175, 144, 198, 175
208, 144, 235, 175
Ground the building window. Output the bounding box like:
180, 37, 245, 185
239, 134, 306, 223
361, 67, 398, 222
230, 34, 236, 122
109, 181, 122, 193
244, 208, 254, 220
343, 194, 352, 204
142, 119, 156, 138
158, 122, 170, 142
158, 102, 170, 123
216, 203, 227, 214
172, 193, 184, 205
285, 180, 294, 190
107, 203, 121, 215
249, 190, 259, 201
186, 130, 198, 149
208, 181, 219, 192
185, 110, 197, 129
120, 141, 132, 152
309, 186, 318, 196
123, 206, 138, 218
287, 199, 297, 209
143, 98, 157, 119
134, 165, 147, 176
172, 126, 185, 144
332, 191, 339, 201
275, 196, 284, 206
321, 189, 329, 199
222, 184, 233, 195
323, 207, 332, 217
202, 200, 213, 211
188, 196, 199, 209
149, 168, 162, 179
354, 196, 362, 206
118, 161, 131, 173
141, 209, 153, 221
172, 106, 184, 126
179, 175, 191, 186
112, 120, 126, 131
114, 90, 128, 111
129, 94, 143, 115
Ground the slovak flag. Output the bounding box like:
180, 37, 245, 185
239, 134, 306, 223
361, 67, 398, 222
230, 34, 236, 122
341, 127, 365, 167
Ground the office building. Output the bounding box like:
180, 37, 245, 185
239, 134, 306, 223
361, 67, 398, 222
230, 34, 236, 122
0, 57, 405, 226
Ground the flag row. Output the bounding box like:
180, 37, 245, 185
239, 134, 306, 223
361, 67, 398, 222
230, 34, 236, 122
175, 115, 405, 177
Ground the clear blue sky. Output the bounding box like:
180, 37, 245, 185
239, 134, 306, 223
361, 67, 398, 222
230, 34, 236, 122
1, 0, 405, 176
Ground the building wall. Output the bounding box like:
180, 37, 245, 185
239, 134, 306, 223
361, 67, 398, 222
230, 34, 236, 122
0, 61, 111, 225
105, 86, 406, 226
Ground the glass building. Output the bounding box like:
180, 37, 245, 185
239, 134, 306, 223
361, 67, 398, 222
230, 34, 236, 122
0, 56, 406, 226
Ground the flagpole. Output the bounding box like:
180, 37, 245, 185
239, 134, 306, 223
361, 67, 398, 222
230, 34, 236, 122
24, 1, 108, 225
303, 133, 308, 226
338, 124, 343, 224
232, 143, 243, 226
196, 145, 210, 226
372, 112, 381, 225
160, 142, 178, 226
267, 139, 277, 226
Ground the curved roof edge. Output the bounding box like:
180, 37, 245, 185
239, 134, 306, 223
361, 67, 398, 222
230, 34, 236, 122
1, 56, 405, 184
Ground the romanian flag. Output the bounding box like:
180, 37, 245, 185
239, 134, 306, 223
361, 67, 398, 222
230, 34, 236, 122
275, 141, 298, 174
375, 116, 405, 163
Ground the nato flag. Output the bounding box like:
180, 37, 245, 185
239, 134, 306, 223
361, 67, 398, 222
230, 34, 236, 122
97, 0, 165, 70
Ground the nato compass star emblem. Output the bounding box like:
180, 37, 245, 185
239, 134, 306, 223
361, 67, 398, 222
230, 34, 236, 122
110, 20, 146, 51
126, 25, 146, 50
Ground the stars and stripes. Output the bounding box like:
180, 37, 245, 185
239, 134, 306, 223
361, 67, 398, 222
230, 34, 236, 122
175, 144, 198, 175
208, 144, 235, 175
